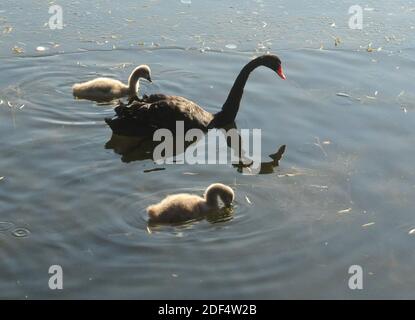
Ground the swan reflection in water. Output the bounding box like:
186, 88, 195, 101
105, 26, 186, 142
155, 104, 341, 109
146, 206, 235, 231
233, 144, 286, 174
105, 128, 286, 175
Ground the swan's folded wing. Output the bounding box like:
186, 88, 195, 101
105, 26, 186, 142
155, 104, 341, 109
106, 96, 213, 136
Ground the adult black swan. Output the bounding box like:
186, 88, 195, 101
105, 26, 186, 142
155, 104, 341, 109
105, 54, 286, 136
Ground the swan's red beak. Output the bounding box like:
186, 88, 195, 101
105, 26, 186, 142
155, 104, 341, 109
277, 65, 286, 80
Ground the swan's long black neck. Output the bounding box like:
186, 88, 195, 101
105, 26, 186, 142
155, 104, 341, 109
216, 58, 260, 124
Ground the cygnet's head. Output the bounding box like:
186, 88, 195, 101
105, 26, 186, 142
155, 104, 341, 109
137, 64, 152, 82
130, 65, 152, 84
205, 183, 235, 208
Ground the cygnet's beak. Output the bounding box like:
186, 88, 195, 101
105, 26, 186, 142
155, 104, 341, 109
147, 76, 152, 83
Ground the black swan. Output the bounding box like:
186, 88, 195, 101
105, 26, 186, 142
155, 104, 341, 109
147, 183, 234, 223
105, 54, 285, 136
73, 65, 152, 102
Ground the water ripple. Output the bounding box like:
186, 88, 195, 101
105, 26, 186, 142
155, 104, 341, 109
0, 222, 14, 232
11, 228, 31, 238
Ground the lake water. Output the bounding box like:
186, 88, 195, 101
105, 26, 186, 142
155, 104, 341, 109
0, 0, 414, 299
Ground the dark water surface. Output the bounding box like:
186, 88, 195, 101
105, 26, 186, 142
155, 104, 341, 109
0, 0, 414, 298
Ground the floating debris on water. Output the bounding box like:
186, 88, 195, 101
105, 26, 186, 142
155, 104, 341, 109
0, 176, 4, 181
362, 222, 375, 228
257, 43, 267, 51
334, 37, 341, 46
278, 172, 303, 177
366, 43, 382, 53
401, 106, 408, 113
336, 92, 351, 98
310, 185, 329, 190
225, 44, 237, 50
36, 46, 49, 52
143, 168, 166, 173
110, 63, 132, 70
12, 46, 24, 54
338, 208, 352, 214
3, 26, 12, 34
180, 0, 192, 4
245, 195, 252, 204
314, 137, 328, 157
409, 229, 415, 235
